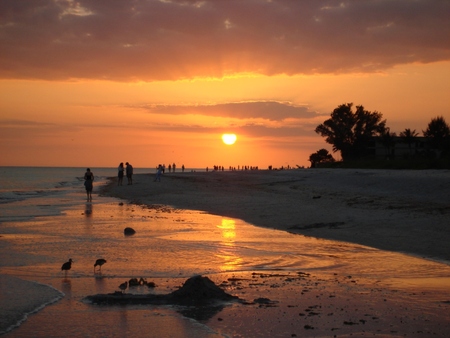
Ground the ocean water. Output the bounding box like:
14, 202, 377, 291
0, 167, 449, 337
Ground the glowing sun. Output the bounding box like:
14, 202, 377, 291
222, 133, 237, 145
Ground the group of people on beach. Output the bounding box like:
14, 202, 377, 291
117, 162, 133, 186
157, 163, 185, 173
153, 163, 185, 181
83, 162, 134, 201
84, 161, 190, 200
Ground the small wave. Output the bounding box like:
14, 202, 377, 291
14, 190, 45, 196
0, 275, 64, 335
0, 191, 27, 204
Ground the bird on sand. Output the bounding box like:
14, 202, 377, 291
118, 281, 128, 293
94, 258, 107, 273
61, 258, 73, 276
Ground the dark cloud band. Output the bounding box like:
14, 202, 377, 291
1, 0, 449, 81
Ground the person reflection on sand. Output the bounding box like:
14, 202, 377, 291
84, 203, 92, 217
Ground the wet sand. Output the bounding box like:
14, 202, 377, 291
102, 168, 450, 262
95, 168, 450, 337
2, 168, 449, 337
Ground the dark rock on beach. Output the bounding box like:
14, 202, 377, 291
170, 274, 239, 303
84, 275, 241, 306
123, 227, 136, 236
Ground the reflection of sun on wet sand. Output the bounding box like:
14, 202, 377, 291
102, 168, 450, 262
98, 168, 450, 336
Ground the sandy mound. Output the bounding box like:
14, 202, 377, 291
84, 275, 240, 306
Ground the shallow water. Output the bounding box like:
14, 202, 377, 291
1, 167, 449, 337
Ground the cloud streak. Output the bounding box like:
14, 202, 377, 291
1, 100, 321, 142
1, 0, 449, 81
141, 101, 318, 121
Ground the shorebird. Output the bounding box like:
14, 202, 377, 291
94, 258, 107, 273
119, 281, 128, 293
61, 258, 73, 276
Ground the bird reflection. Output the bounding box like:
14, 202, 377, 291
177, 304, 226, 322
61, 278, 72, 297
94, 275, 107, 293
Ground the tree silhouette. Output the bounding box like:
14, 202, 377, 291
399, 128, 419, 156
423, 116, 450, 149
309, 149, 335, 167
315, 103, 386, 161
380, 128, 397, 158
423, 116, 450, 159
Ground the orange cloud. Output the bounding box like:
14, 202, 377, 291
1, 1, 449, 81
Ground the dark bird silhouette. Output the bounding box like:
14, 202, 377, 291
61, 258, 73, 276
119, 281, 128, 293
94, 258, 107, 273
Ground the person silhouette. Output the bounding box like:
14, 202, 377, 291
84, 168, 94, 201
118, 162, 124, 186
154, 164, 163, 182
125, 162, 133, 185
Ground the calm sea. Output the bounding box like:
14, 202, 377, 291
0, 166, 152, 215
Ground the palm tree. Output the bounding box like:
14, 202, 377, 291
399, 128, 419, 156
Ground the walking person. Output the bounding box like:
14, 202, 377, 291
84, 168, 94, 201
125, 162, 133, 185
154, 164, 163, 182
118, 162, 124, 186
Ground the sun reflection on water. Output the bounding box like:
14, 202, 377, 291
216, 219, 243, 271
217, 218, 236, 244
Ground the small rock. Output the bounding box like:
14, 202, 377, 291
254, 297, 274, 304
124, 227, 136, 235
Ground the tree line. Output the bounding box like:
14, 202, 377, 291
310, 103, 450, 168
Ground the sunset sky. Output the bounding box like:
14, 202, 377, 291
1, 0, 449, 169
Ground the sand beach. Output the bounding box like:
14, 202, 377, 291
93, 168, 450, 337
102, 168, 450, 262
1, 167, 450, 337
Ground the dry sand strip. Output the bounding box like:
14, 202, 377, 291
101, 168, 450, 263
